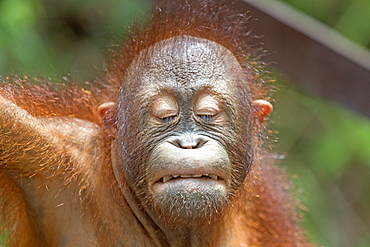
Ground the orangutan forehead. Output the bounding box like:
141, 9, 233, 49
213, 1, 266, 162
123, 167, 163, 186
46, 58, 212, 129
144, 35, 240, 70
122, 35, 245, 95
149, 36, 233, 59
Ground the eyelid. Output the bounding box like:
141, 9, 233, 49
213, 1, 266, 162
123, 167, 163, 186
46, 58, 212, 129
197, 107, 219, 116
154, 109, 178, 119
194, 93, 221, 115
150, 94, 179, 120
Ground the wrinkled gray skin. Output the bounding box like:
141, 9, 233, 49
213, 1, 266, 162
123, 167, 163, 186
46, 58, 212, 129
114, 36, 250, 245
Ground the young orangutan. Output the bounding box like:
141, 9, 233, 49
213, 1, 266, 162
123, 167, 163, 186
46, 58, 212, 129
0, 1, 310, 246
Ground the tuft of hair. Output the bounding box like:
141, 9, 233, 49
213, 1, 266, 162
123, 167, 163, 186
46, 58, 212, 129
1, 0, 271, 123
106, 0, 270, 101
0, 76, 103, 123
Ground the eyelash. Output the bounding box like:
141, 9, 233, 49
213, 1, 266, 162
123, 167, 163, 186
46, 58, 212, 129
198, 114, 214, 122
160, 115, 214, 124
161, 116, 176, 123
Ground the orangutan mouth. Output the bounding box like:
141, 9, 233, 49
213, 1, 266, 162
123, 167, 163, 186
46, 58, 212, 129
159, 174, 220, 183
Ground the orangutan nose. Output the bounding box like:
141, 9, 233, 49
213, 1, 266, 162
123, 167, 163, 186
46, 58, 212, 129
170, 134, 208, 149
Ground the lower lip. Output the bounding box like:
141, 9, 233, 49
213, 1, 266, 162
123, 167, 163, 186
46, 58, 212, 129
151, 177, 227, 193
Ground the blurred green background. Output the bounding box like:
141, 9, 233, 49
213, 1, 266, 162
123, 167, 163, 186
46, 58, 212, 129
0, 0, 369, 246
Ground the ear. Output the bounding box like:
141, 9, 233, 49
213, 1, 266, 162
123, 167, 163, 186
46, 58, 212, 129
98, 102, 118, 137
253, 99, 273, 123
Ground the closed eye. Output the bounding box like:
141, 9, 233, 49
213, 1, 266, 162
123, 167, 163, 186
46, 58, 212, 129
161, 116, 176, 123
198, 114, 214, 122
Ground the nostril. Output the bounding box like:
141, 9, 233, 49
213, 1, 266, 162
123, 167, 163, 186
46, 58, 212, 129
181, 140, 198, 149
194, 138, 207, 149
183, 144, 195, 149
170, 135, 208, 149
172, 139, 198, 149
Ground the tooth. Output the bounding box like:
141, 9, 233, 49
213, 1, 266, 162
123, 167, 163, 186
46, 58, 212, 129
162, 175, 172, 183
192, 174, 202, 177
203, 174, 209, 177
180, 175, 192, 178
172, 175, 179, 178
209, 175, 218, 180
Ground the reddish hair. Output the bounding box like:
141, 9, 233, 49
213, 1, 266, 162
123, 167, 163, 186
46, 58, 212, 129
0, 0, 270, 124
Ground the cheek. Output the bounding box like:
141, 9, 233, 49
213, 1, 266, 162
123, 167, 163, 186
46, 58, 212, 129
115, 129, 151, 188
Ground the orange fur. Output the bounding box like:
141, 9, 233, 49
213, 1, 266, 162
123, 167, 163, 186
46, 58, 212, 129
0, 1, 310, 246
0, 76, 102, 122
0, 171, 39, 246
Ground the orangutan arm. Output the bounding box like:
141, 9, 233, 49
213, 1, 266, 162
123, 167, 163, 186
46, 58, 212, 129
0, 95, 57, 174
0, 95, 102, 177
